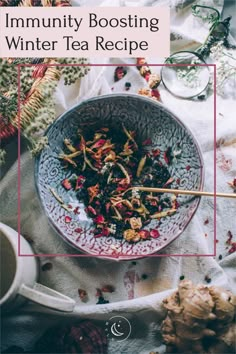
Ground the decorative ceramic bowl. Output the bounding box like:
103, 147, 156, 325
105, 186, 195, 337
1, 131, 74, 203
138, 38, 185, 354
35, 94, 204, 260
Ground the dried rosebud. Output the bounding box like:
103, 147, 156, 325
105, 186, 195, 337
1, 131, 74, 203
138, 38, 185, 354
61, 178, 72, 190
150, 229, 160, 238
138, 230, 150, 240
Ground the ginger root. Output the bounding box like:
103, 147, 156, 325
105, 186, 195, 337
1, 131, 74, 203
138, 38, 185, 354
161, 280, 236, 353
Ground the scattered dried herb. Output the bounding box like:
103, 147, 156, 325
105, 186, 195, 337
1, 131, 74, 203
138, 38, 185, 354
58, 126, 179, 242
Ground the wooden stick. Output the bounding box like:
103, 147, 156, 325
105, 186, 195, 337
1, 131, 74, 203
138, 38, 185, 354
130, 186, 236, 199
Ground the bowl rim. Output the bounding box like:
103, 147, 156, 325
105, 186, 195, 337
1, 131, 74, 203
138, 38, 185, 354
35, 93, 205, 260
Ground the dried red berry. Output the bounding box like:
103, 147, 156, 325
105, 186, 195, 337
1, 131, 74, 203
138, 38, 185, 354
114, 67, 127, 81
186, 165, 191, 171
138, 230, 150, 240
204, 219, 209, 225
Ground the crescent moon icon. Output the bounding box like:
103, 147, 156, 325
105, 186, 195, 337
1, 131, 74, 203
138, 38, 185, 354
111, 323, 124, 337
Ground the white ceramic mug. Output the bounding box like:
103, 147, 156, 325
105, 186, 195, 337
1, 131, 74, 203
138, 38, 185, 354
0, 222, 75, 313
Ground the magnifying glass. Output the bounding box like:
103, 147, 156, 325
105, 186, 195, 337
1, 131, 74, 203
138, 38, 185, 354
161, 51, 211, 99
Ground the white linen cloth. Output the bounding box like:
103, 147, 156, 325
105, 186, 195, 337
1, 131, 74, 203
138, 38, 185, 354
1, 0, 236, 353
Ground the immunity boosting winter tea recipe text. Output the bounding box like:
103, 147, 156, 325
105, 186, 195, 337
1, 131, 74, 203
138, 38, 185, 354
0, 7, 170, 58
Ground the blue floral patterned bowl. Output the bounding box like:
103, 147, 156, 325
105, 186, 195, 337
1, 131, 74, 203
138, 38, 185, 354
35, 94, 204, 260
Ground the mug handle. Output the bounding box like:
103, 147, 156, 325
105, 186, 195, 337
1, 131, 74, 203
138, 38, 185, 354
19, 283, 75, 312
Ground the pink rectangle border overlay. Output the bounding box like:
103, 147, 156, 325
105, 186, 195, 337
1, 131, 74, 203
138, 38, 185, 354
17, 63, 217, 258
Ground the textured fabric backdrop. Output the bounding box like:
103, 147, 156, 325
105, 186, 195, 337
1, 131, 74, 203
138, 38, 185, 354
1, 0, 236, 353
